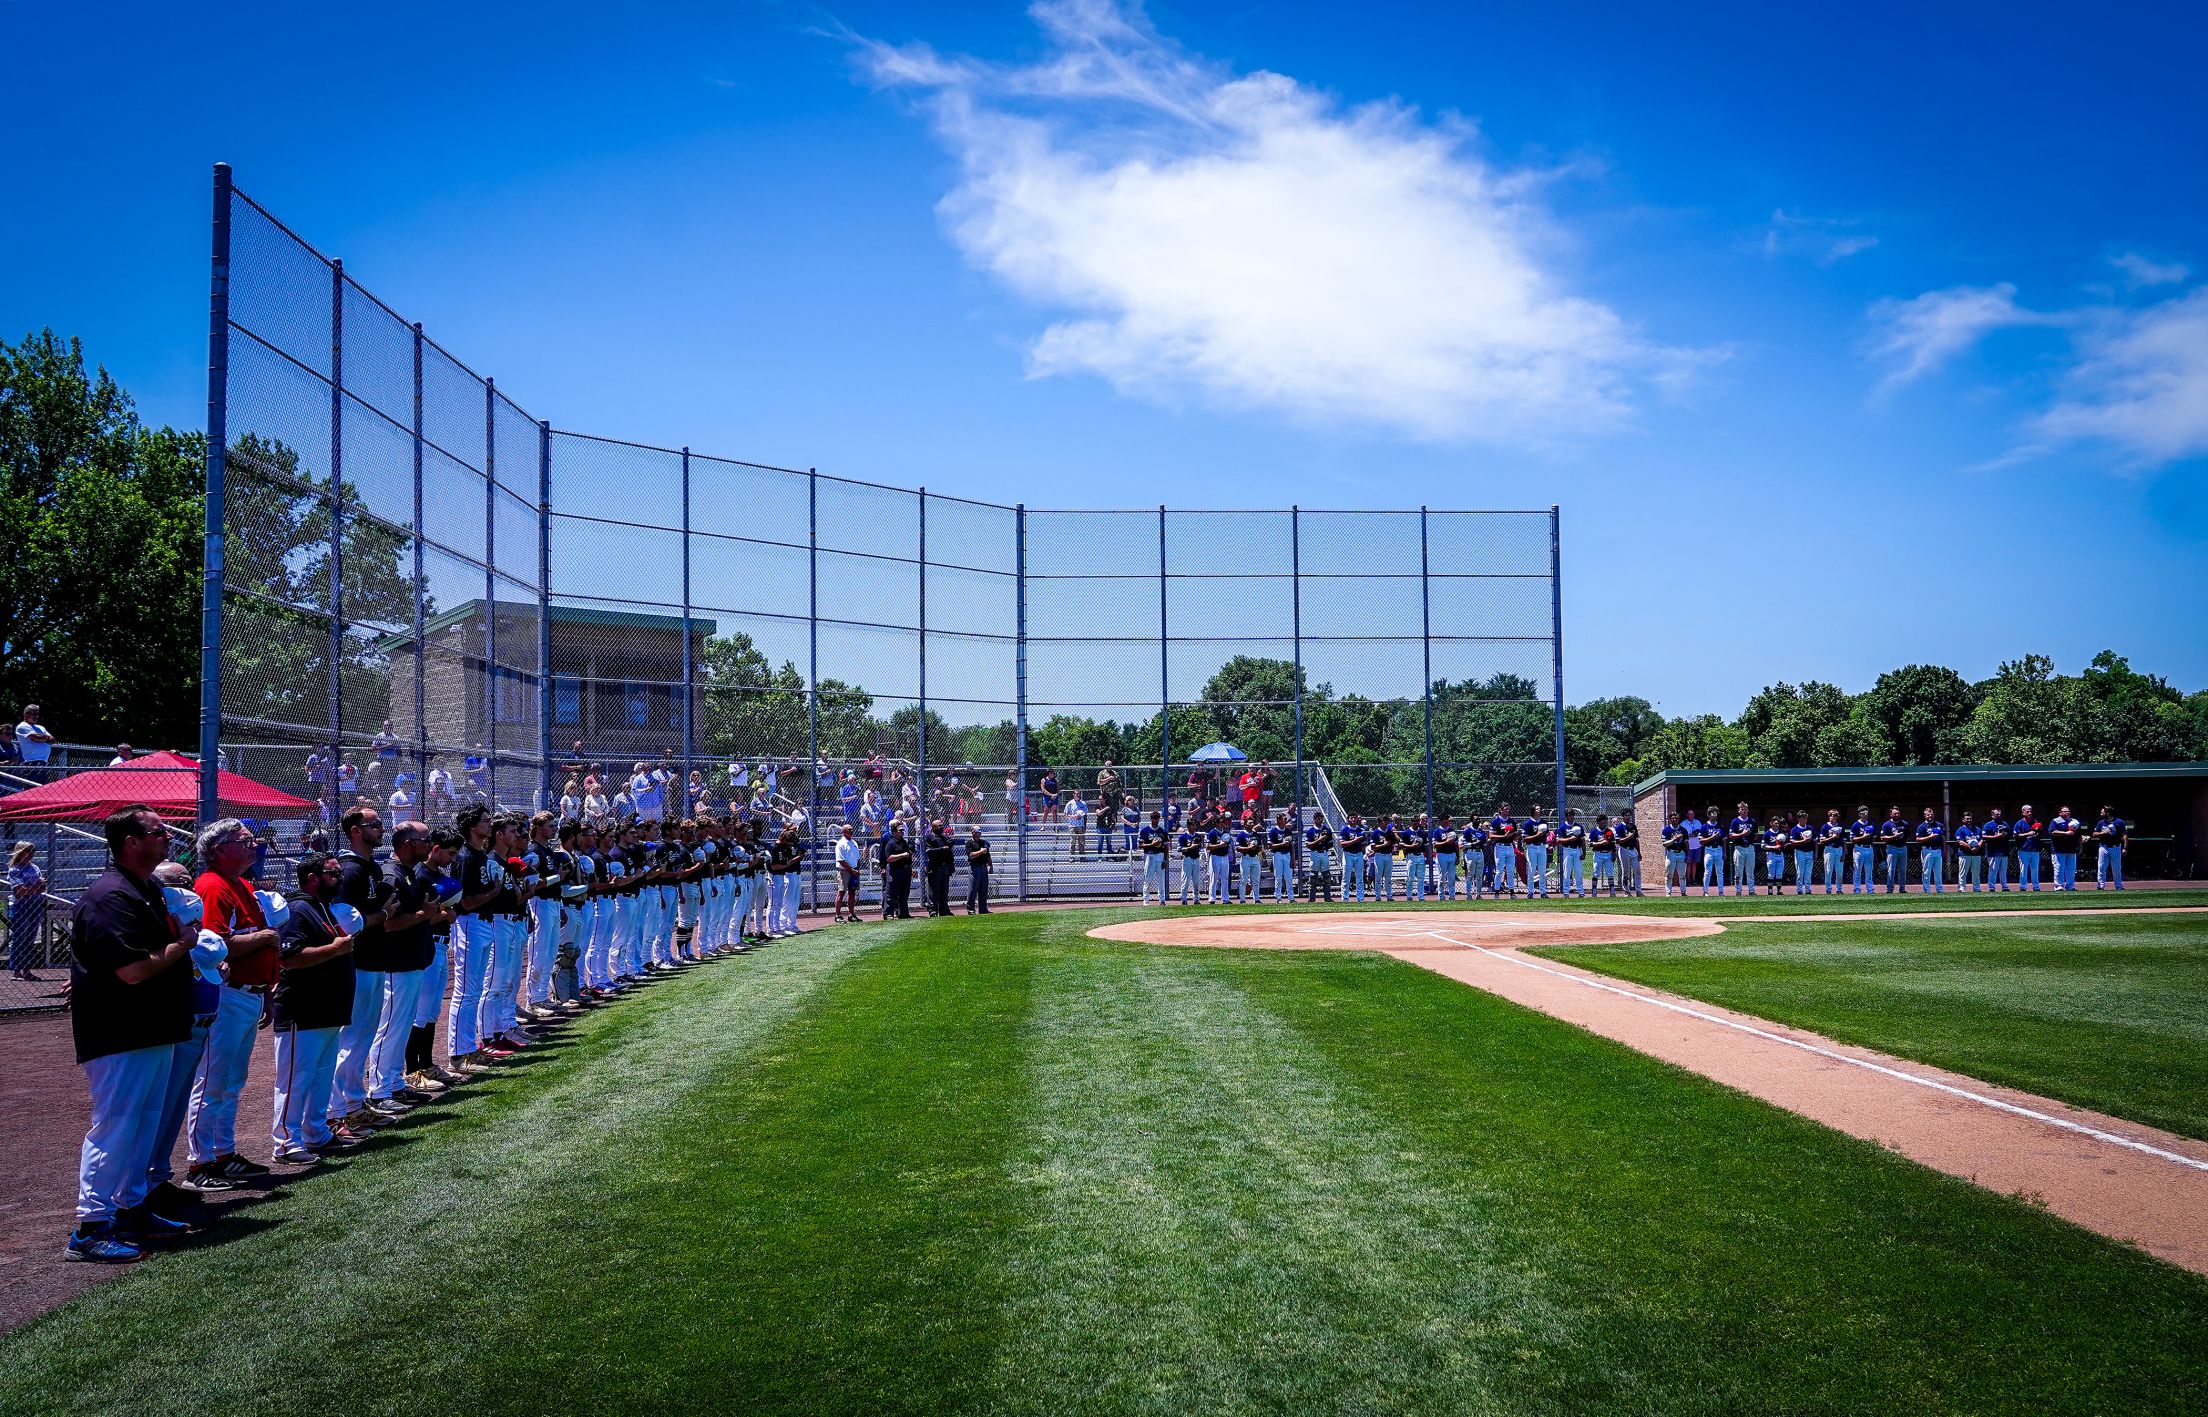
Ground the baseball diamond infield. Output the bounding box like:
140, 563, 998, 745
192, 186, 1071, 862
1086, 909, 2208, 1274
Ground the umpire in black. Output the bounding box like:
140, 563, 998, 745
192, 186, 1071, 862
924, 820, 955, 917
964, 825, 992, 915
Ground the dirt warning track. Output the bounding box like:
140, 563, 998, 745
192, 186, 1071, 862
1086, 911, 2208, 1275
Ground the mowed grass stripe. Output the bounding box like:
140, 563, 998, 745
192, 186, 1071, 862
1223, 944, 2208, 1412
487, 924, 1041, 1412
986, 944, 1576, 1415
1543, 915, 2208, 1140
0, 930, 892, 1416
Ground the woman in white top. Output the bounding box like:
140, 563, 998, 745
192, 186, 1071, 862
559, 778, 582, 818
583, 785, 611, 818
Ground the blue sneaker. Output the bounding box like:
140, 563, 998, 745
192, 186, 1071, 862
65, 1224, 145, 1264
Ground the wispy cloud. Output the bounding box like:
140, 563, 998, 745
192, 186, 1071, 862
1760, 208, 1876, 265
1863, 283, 2054, 389
851, 0, 1698, 445
2026, 288, 2208, 467
1869, 264, 2208, 470
2110, 251, 2190, 288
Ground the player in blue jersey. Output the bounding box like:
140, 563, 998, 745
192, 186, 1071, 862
1788, 811, 1817, 895
1914, 806, 1945, 893
1726, 802, 1758, 898
1698, 810, 1727, 895
1267, 814, 1295, 903
1138, 812, 1168, 904
1433, 816, 1461, 901
1980, 809, 2011, 891
1817, 809, 1847, 895
1487, 806, 1519, 898
2048, 806, 2085, 891
1522, 807, 1551, 899
1339, 817, 1368, 903
2092, 806, 2127, 890
1304, 817, 1335, 902
1664, 811, 1692, 896
1877, 806, 1909, 893
1556, 809, 1588, 898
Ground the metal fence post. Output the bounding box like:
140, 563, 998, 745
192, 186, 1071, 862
807, 468, 820, 911
327, 259, 346, 818
198, 162, 232, 823
916, 489, 927, 797
537, 422, 553, 808
411, 324, 426, 814
1158, 505, 1170, 888
1291, 505, 1304, 819
1421, 506, 1436, 829
1550, 505, 1566, 824
1014, 504, 1028, 903
483, 379, 498, 806
680, 446, 694, 813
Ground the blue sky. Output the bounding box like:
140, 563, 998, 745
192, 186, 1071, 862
5, 0, 2204, 717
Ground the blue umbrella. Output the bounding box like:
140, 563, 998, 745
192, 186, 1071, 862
1186, 742, 1247, 764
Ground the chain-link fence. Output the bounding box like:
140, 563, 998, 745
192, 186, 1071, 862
199, 166, 1565, 903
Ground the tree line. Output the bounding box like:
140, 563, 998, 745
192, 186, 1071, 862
6, 329, 2204, 791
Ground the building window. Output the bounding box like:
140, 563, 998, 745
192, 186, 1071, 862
553, 676, 581, 727
494, 669, 536, 726
622, 681, 650, 729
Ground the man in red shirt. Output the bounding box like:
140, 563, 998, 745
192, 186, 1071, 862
1238, 769, 1261, 815
184, 818, 281, 1189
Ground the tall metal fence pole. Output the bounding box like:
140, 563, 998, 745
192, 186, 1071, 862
806, 468, 820, 911
1550, 505, 1566, 823
483, 379, 498, 807
680, 447, 694, 816
1291, 506, 1304, 819
198, 162, 232, 823
1421, 506, 1436, 829
411, 324, 426, 815
537, 422, 553, 808
1157, 505, 1170, 889
916, 489, 928, 807
1013, 504, 1028, 902
327, 259, 346, 818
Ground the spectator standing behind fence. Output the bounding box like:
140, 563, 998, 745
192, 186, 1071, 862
15, 703, 55, 767
64, 806, 199, 1263
108, 743, 135, 766
10, 841, 48, 980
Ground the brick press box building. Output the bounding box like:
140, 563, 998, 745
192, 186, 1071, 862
1628, 763, 2208, 889
377, 599, 713, 767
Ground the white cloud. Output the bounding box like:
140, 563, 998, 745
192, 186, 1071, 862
1760, 208, 1876, 265
1863, 283, 2054, 388
853, 0, 1695, 444
2028, 288, 2208, 466
2110, 251, 2190, 288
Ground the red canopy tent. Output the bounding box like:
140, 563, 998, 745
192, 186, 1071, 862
0, 750, 316, 823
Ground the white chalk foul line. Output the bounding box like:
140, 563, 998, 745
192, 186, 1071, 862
1416, 927, 2208, 1176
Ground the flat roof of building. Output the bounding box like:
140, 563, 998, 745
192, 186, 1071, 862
1633, 762, 2208, 797
372, 599, 719, 653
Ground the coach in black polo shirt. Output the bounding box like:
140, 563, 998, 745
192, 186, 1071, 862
66, 805, 195, 1263
328, 807, 390, 1130
270, 854, 357, 1164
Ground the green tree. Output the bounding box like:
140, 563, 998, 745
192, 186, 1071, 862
1564, 694, 1663, 782
1958, 655, 2076, 764
1859, 664, 1979, 765
1199, 655, 1301, 761
1736, 681, 1856, 769
0, 330, 205, 746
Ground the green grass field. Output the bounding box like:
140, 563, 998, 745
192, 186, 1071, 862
4, 909, 2206, 1414
1537, 911, 2208, 1141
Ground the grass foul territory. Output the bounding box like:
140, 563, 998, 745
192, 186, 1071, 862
1540, 912, 2208, 1142
2, 910, 2205, 1414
